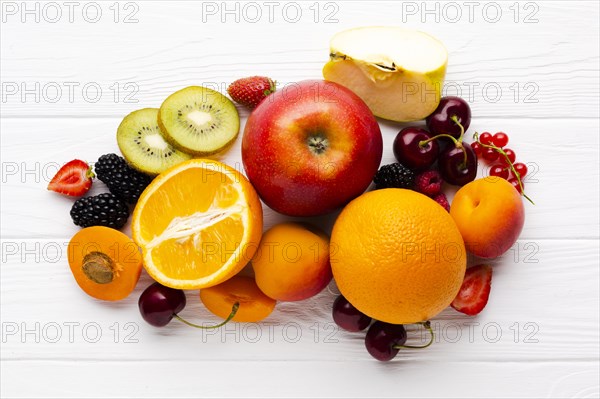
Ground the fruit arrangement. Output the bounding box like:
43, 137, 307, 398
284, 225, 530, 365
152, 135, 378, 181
48, 26, 533, 361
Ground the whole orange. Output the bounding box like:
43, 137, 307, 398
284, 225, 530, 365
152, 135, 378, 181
252, 222, 332, 301
331, 189, 466, 324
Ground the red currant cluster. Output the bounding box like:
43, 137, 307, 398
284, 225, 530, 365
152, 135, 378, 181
472, 132, 529, 197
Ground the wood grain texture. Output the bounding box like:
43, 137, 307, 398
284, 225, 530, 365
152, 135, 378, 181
2, 361, 599, 398
1, 1, 599, 118
1, 239, 598, 363
1, 1, 599, 398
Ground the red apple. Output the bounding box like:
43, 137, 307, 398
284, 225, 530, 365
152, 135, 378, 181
242, 80, 382, 216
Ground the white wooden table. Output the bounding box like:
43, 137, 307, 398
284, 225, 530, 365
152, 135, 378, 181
1, 1, 599, 397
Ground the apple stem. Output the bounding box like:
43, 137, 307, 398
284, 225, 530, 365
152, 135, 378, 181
473, 132, 535, 205
392, 321, 435, 350
307, 135, 329, 155
173, 302, 240, 329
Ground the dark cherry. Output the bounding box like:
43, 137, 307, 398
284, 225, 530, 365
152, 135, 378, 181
139, 282, 186, 327
426, 96, 471, 139
392, 127, 439, 170
438, 143, 478, 186
332, 295, 372, 332
365, 321, 407, 361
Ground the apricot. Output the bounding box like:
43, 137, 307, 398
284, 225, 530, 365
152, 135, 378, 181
252, 222, 332, 301
67, 226, 142, 301
200, 276, 275, 322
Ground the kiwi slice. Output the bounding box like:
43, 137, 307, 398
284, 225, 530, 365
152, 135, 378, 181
117, 108, 192, 175
158, 86, 240, 155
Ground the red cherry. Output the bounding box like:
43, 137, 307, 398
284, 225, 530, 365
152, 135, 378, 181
492, 132, 509, 148
479, 132, 493, 145
483, 148, 499, 162
508, 178, 523, 194
514, 162, 528, 178
471, 142, 482, 157
501, 149, 516, 166
490, 164, 509, 179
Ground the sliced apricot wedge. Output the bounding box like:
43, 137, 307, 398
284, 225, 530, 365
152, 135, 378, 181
200, 275, 276, 322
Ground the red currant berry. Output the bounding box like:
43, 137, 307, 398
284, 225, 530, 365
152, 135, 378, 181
490, 164, 509, 179
513, 162, 528, 178
501, 149, 516, 166
508, 178, 523, 194
471, 142, 482, 157
483, 148, 499, 162
479, 132, 493, 145
492, 132, 509, 148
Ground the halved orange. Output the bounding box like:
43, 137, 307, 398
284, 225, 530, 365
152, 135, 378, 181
132, 159, 263, 289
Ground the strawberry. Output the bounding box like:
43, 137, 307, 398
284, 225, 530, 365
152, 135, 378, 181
47, 159, 94, 197
227, 76, 276, 109
451, 264, 492, 316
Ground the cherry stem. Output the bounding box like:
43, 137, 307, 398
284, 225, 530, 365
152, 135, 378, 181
419, 116, 468, 168
393, 321, 434, 350
450, 115, 465, 143
419, 133, 458, 147
473, 132, 535, 205
173, 302, 239, 329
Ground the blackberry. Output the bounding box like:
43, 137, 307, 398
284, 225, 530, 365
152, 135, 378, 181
373, 163, 415, 189
70, 193, 130, 229
95, 154, 152, 204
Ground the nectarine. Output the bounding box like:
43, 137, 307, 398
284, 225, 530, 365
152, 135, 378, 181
450, 177, 525, 259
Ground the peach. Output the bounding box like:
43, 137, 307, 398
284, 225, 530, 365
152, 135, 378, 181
450, 177, 525, 259
252, 222, 332, 301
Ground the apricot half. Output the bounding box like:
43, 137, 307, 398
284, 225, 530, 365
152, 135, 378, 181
68, 226, 143, 301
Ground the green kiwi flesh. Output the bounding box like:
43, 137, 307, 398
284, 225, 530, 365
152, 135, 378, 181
158, 86, 240, 155
117, 108, 192, 175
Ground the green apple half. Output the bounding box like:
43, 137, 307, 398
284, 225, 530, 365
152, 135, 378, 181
323, 26, 448, 122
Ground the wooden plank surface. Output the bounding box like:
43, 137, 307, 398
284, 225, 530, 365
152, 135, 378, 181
1, 1, 599, 398
1, 1, 598, 118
